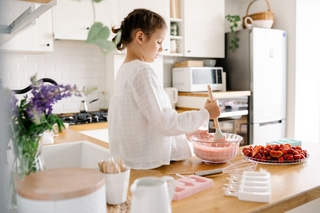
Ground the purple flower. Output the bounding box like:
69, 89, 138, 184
11, 75, 96, 125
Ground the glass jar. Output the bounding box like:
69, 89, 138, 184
170, 23, 178, 36
8, 135, 45, 213
99, 91, 108, 111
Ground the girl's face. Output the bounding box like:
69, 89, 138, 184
141, 28, 167, 63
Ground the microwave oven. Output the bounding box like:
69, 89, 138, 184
172, 67, 226, 92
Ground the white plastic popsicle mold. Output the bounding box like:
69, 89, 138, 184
223, 171, 271, 203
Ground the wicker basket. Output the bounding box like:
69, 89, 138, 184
242, 0, 274, 29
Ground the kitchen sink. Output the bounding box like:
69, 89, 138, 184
80, 128, 108, 143
42, 141, 111, 170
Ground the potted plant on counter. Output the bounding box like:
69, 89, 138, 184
225, 14, 242, 52
6, 75, 96, 212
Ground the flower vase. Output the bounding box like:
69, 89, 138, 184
8, 135, 46, 213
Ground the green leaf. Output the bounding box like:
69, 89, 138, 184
86, 22, 110, 43
93, 0, 103, 2
96, 27, 110, 40
114, 30, 122, 44
94, 40, 116, 54
235, 43, 239, 48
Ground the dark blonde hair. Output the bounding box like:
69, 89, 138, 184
112, 8, 167, 51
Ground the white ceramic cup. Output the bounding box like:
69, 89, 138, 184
104, 168, 130, 205
164, 87, 178, 109
170, 40, 179, 53
244, 17, 273, 29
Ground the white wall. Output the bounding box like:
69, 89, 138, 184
226, 0, 297, 139
0, 40, 106, 113
295, 0, 320, 142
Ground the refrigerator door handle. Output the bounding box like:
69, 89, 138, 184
259, 120, 283, 127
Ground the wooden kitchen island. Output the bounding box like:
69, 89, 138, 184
54, 129, 320, 213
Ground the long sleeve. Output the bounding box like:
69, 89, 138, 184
131, 65, 209, 137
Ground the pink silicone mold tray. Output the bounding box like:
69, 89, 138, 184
173, 175, 213, 201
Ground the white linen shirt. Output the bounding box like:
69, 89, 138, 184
108, 60, 209, 169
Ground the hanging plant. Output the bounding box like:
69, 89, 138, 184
85, 0, 122, 54
225, 15, 241, 52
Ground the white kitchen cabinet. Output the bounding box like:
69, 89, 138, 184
53, 0, 116, 41
116, 0, 171, 55
183, 0, 225, 58
0, 8, 53, 52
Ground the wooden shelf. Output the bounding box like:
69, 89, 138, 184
178, 91, 251, 98
160, 52, 184, 57
170, 18, 183, 22
170, 35, 183, 40
176, 108, 248, 118
176, 91, 250, 109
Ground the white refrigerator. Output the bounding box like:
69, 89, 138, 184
222, 28, 287, 145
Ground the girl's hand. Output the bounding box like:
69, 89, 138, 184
204, 99, 221, 119
186, 129, 209, 141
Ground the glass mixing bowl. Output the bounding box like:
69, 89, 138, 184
190, 133, 243, 163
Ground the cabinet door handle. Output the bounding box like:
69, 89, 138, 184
165, 49, 168, 51
187, 50, 191, 53
47, 44, 50, 46
87, 27, 90, 30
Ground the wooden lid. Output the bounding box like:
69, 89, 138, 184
16, 168, 105, 200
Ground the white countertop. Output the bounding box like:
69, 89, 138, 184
79, 128, 109, 143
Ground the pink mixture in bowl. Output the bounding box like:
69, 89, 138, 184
190, 133, 243, 163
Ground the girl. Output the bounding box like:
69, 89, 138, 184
109, 9, 221, 169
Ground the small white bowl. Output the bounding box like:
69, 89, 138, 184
203, 60, 216, 67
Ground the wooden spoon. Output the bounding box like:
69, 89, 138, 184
207, 85, 225, 142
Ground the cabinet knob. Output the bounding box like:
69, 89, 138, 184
87, 27, 90, 30
47, 44, 50, 47
187, 50, 191, 53
165, 49, 168, 51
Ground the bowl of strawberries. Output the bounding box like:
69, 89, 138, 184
241, 144, 309, 165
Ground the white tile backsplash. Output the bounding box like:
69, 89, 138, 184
2, 62, 19, 71
38, 62, 54, 71
0, 40, 107, 113
20, 62, 36, 71
8, 54, 26, 62
44, 54, 60, 62
54, 62, 70, 71
45, 70, 61, 79
27, 54, 44, 62
61, 70, 77, 79
60, 55, 76, 63
10, 71, 28, 79
4, 80, 20, 89
71, 63, 85, 71
1, 70, 9, 79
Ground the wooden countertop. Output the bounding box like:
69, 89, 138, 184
53, 129, 320, 212
69, 122, 108, 131
53, 128, 109, 149
178, 91, 251, 98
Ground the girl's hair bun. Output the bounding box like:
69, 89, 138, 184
112, 8, 167, 51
